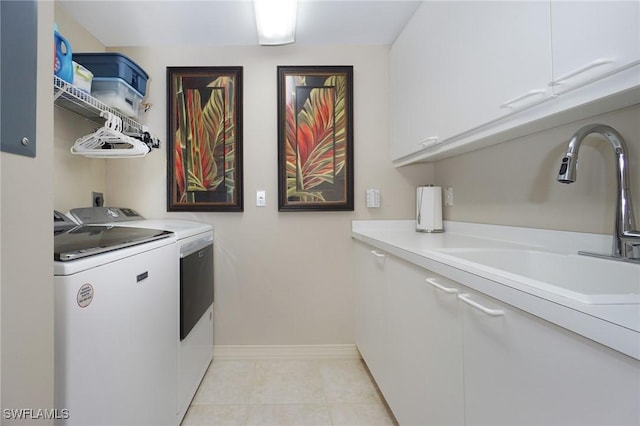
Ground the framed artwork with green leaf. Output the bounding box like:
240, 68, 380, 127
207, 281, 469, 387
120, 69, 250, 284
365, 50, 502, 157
167, 66, 243, 211
277, 66, 354, 211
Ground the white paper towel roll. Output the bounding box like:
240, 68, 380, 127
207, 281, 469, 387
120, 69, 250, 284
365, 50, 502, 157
416, 186, 443, 233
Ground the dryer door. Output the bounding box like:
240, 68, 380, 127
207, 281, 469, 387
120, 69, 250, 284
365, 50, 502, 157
180, 240, 214, 340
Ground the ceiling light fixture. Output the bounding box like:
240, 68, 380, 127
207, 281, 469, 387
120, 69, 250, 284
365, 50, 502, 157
254, 0, 297, 46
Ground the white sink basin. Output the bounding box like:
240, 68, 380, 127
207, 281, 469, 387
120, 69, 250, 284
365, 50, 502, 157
436, 248, 640, 304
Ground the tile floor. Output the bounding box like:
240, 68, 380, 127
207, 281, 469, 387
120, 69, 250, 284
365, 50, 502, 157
181, 358, 398, 426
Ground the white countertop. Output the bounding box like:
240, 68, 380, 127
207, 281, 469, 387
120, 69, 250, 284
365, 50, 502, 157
352, 220, 640, 360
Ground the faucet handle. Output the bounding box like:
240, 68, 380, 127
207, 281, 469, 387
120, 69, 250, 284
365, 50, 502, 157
622, 230, 640, 240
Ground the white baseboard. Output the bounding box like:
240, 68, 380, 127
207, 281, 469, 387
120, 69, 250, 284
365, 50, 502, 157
213, 344, 361, 360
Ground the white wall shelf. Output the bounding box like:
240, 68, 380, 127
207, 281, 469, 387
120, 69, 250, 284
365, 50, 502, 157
53, 75, 143, 133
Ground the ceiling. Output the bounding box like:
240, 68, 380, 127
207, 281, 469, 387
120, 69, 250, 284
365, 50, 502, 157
58, 0, 422, 47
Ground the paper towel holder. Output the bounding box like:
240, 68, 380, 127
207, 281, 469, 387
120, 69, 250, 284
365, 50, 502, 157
416, 185, 444, 233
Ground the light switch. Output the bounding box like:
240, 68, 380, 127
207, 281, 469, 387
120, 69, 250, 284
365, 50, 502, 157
256, 190, 266, 207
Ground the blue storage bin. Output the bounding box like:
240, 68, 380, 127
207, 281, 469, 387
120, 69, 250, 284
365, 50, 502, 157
73, 53, 148, 97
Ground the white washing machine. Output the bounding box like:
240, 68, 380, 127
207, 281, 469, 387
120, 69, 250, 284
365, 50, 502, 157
53, 211, 179, 425
68, 207, 214, 422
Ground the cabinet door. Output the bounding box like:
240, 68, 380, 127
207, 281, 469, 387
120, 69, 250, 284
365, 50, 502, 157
550, 1, 640, 94
390, 1, 445, 160
386, 260, 464, 426
435, 1, 552, 139
461, 290, 640, 426
354, 242, 389, 390
390, 1, 552, 161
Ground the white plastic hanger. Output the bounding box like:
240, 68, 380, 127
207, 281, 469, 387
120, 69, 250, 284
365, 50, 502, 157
71, 111, 151, 158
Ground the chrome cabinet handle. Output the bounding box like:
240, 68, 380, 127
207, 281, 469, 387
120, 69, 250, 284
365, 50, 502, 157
550, 57, 614, 86
458, 293, 505, 316
425, 277, 458, 294
370, 250, 386, 258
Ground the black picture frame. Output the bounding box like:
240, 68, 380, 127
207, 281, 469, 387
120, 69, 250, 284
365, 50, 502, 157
277, 65, 354, 212
167, 66, 243, 212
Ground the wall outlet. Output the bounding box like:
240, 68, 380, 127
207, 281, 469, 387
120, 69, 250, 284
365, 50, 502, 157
92, 191, 104, 207
444, 187, 453, 206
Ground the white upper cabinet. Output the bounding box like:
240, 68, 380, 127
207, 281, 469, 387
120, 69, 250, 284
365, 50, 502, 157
390, 2, 443, 160
391, 0, 640, 165
550, 0, 640, 95
435, 2, 552, 138
391, 1, 552, 161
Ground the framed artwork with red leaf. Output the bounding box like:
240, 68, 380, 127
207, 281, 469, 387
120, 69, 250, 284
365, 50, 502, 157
277, 66, 354, 211
167, 66, 243, 211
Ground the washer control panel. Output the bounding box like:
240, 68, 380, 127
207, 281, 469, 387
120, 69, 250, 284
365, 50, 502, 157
68, 207, 145, 224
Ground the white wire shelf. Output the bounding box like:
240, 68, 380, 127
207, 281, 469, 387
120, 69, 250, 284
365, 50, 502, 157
53, 75, 143, 133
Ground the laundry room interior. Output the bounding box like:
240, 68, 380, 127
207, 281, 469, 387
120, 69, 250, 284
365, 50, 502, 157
1, 0, 639, 425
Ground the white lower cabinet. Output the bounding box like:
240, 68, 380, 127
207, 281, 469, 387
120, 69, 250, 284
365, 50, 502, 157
354, 241, 640, 426
461, 290, 640, 426
354, 241, 389, 388
355, 241, 464, 425
386, 253, 464, 426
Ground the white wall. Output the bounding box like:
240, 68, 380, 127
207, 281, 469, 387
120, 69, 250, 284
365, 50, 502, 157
434, 104, 640, 234
103, 45, 432, 345
0, 1, 54, 422
53, 4, 106, 212
51, 6, 433, 347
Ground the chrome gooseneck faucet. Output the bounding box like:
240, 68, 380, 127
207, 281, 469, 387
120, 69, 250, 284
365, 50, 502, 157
557, 123, 640, 262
